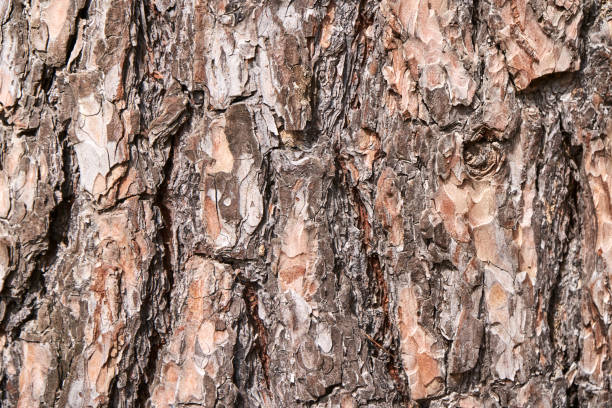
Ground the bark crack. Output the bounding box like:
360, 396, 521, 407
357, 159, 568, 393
134, 106, 190, 405
239, 278, 271, 389
335, 152, 410, 403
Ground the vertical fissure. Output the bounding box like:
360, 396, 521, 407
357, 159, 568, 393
239, 278, 270, 389
134, 110, 189, 405
335, 152, 409, 402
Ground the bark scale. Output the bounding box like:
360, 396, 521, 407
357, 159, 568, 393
0, 0, 611, 406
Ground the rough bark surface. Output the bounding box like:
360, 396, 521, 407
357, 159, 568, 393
0, 0, 611, 406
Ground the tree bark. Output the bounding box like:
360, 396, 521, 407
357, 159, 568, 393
0, 0, 611, 406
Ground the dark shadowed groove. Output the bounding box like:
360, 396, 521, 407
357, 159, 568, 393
133, 111, 190, 406
64, 0, 92, 70
335, 151, 409, 403
0, 125, 75, 338
239, 278, 271, 389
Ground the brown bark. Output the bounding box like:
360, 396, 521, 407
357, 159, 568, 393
0, 0, 611, 406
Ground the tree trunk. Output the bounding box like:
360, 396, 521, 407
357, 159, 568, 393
0, 0, 611, 406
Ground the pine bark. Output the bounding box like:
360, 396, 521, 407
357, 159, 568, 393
0, 0, 611, 406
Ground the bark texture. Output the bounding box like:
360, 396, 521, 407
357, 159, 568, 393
0, 0, 611, 406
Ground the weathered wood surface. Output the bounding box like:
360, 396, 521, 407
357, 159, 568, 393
0, 0, 611, 406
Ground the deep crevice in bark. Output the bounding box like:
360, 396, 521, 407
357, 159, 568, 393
239, 278, 271, 389
134, 111, 189, 405
0, 125, 75, 338
334, 151, 409, 403
64, 0, 92, 70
